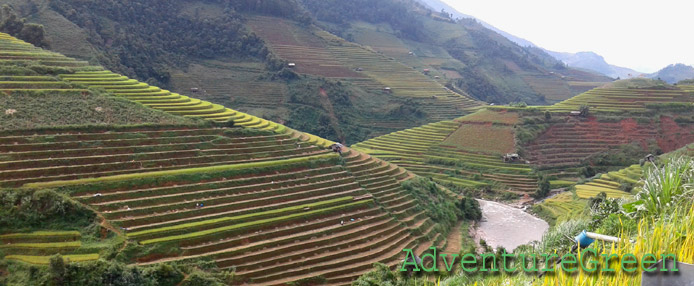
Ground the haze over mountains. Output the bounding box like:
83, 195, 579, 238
2, 1, 694, 285
546, 51, 641, 79
647, 63, 694, 84
419, 0, 694, 81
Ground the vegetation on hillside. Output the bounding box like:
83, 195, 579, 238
300, 0, 598, 105
300, 0, 428, 41
284, 78, 427, 144
353, 156, 694, 285
0, 5, 49, 48
47, 0, 269, 87
0, 89, 196, 131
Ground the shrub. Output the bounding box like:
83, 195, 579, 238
534, 176, 551, 198
624, 157, 694, 218
458, 197, 482, 220
401, 178, 461, 229
0, 189, 96, 233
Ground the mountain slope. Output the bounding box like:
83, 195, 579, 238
0, 32, 469, 285
415, 0, 538, 48
352, 79, 694, 199
416, 0, 643, 81
648, 63, 694, 84
300, 0, 612, 105
547, 51, 641, 79
5, 0, 460, 143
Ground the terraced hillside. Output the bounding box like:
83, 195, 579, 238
0, 32, 336, 148
5, 126, 440, 285
0, 231, 99, 265
352, 110, 539, 195
535, 164, 642, 224
547, 86, 694, 112
170, 62, 287, 111
0, 32, 463, 285
574, 164, 642, 199
0, 127, 329, 187
247, 16, 483, 122
0, 34, 93, 69
524, 116, 694, 168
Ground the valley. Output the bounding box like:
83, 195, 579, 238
0, 1, 693, 286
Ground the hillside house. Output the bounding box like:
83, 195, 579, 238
383, 87, 392, 93
570, 111, 581, 116
190, 87, 199, 92
423, 69, 430, 75
287, 63, 296, 68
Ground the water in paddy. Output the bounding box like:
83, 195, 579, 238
475, 200, 549, 251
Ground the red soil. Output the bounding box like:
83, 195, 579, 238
525, 116, 694, 166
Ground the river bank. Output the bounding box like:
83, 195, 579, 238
471, 199, 549, 251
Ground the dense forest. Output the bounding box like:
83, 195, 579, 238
299, 0, 428, 41
48, 0, 268, 87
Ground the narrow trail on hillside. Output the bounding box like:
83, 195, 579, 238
318, 88, 344, 143
435, 220, 463, 270
442, 221, 462, 255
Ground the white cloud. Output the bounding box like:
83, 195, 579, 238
441, 0, 694, 73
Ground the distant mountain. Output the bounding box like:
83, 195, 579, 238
417, 0, 645, 80
648, 63, 694, 84
416, 0, 537, 47
547, 51, 641, 79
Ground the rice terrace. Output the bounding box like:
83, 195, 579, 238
0, 1, 693, 286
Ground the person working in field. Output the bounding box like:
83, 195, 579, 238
330, 143, 344, 155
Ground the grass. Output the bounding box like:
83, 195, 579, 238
22, 153, 338, 188
127, 196, 355, 239
538, 204, 694, 286
575, 184, 631, 199
535, 192, 587, 224
0, 241, 81, 249
0, 231, 80, 240
442, 124, 515, 155
0, 89, 194, 131
5, 254, 99, 265
456, 109, 519, 125
139, 199, 373, 245
549, 180, 575, 187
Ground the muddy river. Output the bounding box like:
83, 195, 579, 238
475, 200, 549, 251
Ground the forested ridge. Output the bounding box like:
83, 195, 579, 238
300, 0, 428, 41
48, 0, 269, 86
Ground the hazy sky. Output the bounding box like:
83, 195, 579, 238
441, 0, 693, 73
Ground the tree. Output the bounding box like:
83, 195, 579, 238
534, 176, 551, 198
0, 5, 50, 48
49, 254, 66, 286
0, 5, 24, 35
18, 23, 50, 48
460, 197, 482, 220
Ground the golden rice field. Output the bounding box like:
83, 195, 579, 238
442, 124, 516, 155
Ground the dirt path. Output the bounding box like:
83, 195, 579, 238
442, 221, 462, 255
318, 88, 344, 142
434, 220, 463, 270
